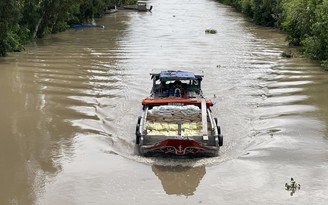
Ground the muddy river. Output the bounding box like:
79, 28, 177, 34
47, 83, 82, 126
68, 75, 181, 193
1, 0, 328, 204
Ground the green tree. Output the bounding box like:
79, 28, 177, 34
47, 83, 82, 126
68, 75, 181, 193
282, 0, 317, 46
1, 0, 113, 56
302, 0, 328, 69
0, 0, 24, 56
251, 0, 276, 26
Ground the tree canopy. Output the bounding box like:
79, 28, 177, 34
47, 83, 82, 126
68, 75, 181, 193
0, 0, 135, 56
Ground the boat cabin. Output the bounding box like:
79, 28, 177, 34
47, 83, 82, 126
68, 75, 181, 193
123, 1, 152, 11
150, 70, 203, 98
137, 1, 148, 11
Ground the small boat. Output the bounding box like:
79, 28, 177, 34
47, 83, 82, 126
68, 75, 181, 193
135, 70, 223, 157
123, 1, 153, 12
70, 24, 105, 29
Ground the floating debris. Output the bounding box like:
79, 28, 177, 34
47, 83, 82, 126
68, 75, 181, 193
205, 29, 217, 34
285, 177, 301, 196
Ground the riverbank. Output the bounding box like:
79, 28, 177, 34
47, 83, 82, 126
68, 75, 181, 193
217, 0, 328, 71
0, 0, 139, 57
1, 0, 327, 71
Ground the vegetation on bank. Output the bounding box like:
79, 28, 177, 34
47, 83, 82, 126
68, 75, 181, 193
0, 0, 136, 57
1, 0, 327, 70
218, 0, 328, 70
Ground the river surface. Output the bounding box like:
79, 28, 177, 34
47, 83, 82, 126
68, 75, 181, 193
1, 0, 328, 204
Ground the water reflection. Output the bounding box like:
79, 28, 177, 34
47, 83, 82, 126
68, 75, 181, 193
152, 165, 205, 196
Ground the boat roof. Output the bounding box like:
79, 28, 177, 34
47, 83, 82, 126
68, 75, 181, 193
151, 70, 203, 81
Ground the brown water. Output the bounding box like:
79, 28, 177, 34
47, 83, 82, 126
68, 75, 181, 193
1, 0, 328, 204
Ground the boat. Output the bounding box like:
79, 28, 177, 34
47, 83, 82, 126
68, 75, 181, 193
135, 70, 223, 157
70, 23, 105, 29
123, 1, 153, 12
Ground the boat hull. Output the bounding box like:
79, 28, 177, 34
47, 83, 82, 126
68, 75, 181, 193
139, 139, 219, 156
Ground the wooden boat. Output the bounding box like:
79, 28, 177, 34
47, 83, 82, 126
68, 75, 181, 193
123, 1, 153, 12
135, 70, 223, 157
